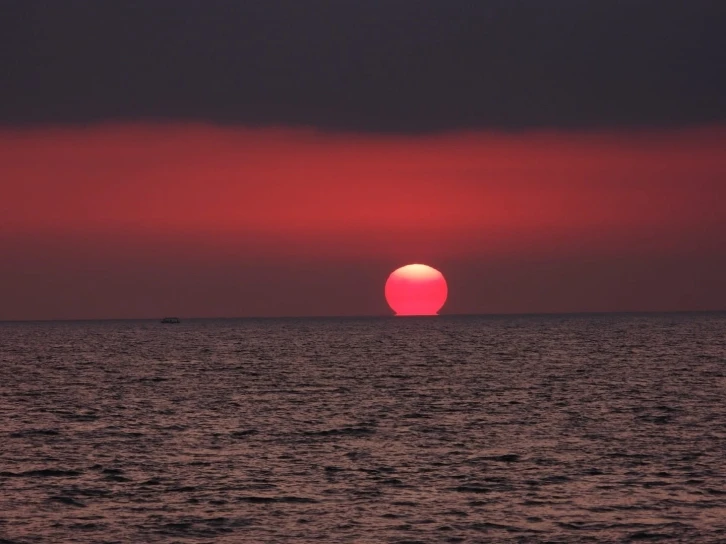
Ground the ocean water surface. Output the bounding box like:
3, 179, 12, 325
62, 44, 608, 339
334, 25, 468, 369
1, 314, 725, 542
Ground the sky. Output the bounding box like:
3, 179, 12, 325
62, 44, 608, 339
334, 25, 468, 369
1, 1, 725, 319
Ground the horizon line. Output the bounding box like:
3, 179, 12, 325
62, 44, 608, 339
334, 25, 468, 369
1, 309, 724, 324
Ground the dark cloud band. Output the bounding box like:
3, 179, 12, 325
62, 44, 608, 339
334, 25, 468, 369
1, 1, 724, 131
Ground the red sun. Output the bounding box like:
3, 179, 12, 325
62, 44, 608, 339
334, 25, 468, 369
385, 264, 448, 316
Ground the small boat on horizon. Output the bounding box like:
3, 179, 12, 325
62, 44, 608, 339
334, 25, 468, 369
160, 317, 181, 324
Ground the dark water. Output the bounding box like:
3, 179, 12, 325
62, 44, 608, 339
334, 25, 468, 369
1, 314, 725, 543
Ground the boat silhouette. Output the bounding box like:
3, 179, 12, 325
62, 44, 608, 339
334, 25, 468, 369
160, 317, 181, 324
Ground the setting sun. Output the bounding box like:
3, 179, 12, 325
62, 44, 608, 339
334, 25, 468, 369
385, 264, 448, 316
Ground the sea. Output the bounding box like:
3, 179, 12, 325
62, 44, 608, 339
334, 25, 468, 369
1, 313, 725, 543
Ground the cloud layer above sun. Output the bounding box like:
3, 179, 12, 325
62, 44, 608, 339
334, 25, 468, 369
3, 124, 724, 251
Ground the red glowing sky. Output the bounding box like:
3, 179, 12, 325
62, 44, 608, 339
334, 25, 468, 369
1, 124, 725, 319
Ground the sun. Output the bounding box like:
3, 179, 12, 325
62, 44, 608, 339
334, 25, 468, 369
385, 264, 448, 316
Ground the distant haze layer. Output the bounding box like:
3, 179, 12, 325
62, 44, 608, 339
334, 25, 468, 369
1, 124, 724, 319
